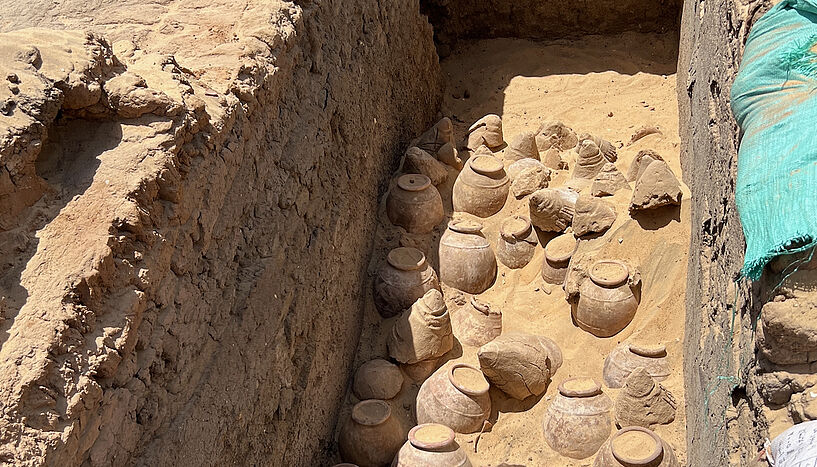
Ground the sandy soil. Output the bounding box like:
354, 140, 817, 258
337, 33, 689, 466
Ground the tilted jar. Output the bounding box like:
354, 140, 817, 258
452, 155, 510, 218
416, 363, 492, 434
541, 233, 577, 285
603, 343, 671, 389
374, 247, 441, 318
339, 400, 406, 467
451, 296, 502, 347
542, 377, 613, 459
386, 174, 444, 233
593, 426, 679, 467
496, 215, 538, 269
391, 424, 473, 467
439, 220, 497, 294
574, 260, 638, 337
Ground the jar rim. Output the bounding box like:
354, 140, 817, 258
397, 173, 432, 192
408, 423, 456, 451
448, 363, 490, 396
628, 343, 667, 358
448, 219, 484, 234
501, 215, 532, 241
589, 260, 629, 287
544, 234, 576, 263
610, 426, 664, 466
470, 155, 505, 176
351, 399, 391, 426
558, 377, 602, 397
387, 247, 426, 271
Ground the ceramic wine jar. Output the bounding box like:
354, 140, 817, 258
339, 400, 405, 467
496, 216, 538, 269
542, 377, 613, 459
439, 220, 497, 294
452, 155, 510, 218
374, 247, 441, 318
386, 174, 444, 233
451, 296, 502, 347
574, 260, 638, 337
593, 426, 679, 467
391, 424, 473, 467
541, 233, 577, 285
416, 363, 492, 434
353, 359, 404, 400
603, 343, 671, 388
388, 289, 453, 365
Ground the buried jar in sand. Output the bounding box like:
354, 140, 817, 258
391, 423, 473, 467
574, 260, 639, 337
451, 296, 502, 347
542, 377, 613, 459
478, 333, 562, 400
338, 399, 405, 467
353, 359, 404, 401
614, 367, 676, 428
388, 289, 453, 365
416, 363, 492, 433
603, 343, 671, 388
439, 220, 497, 294
386, 174, 444, 233
541, 233, 577, 285
496, 215, 538, 269
452, 155, 510, 217
593, 426, 679, 467
374, 247, 441, 318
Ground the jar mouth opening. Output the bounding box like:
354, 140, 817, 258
351, 399, 391, 426
397, 173, 432, 192
544, 234, 576, 263
558, 377, 602, 397
408, 423, 456, 451
501, 216, 532, 241
448, 219, 484, 234
610, 427, 663, 466
470, 155, 505, 176
628, 343, 667, 358
470, 296, 492, 314
449, 364, 490, 396
589, 260, 629, 287
387, 247, 426, 271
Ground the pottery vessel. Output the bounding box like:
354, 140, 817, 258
388, 289, 453, 365
593, 426, 679, 467
439, 220, 497, 294
451, 296, 502, 347
353, 359, 404, 400
541, 233, 577, 285
496, 216, 538, 269
529, 188, 579, 232
452, 155, 510, 218
573, 140, 607, 180
603, 343, 671, 388
614, 367, 676, 428
508, 158, 546, 180
466, 114, 504, 149
391, 424, 473, 467
386, 174, 444, 233
416, 117, 454, 156
542, 377, 613, 459
574, 260, 638, 337
478, 333, 562, 400
374, 247, 441, 318
416, 363, 492, 433
339, 400, 405, 467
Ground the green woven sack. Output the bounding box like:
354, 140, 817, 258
732, 0, 817, 279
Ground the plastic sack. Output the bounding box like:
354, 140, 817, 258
731, 0, 817, 279
766, 420, 817, 466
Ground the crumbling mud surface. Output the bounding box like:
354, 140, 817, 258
0, 1, 442, 465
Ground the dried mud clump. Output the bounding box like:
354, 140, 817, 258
591, 162, 629, 197
478, 333, 563, 400
614, 367, 676, 428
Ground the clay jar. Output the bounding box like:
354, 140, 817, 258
439, 220, 497, 294
388, 289, 454, 365
374, 247, 441, 318
339, 400, 405, 467
593, 426, 679, 467
542, 377, 613, 459
452, 155, 510, 218
496, 216, 538, 269
353, 359, 404, 400
541, 233, 577, 285
416, 363, 492, 434
574, 260, 638, 337
603, 343, 671, 388
451, 296, 502, 347
387, 174, 444, 233
392, 424, 473, 467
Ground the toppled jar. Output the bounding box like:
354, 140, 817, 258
416, 363, 492, 434
603, 343, 671, 389
541, 233, 577, 285
388, 289, 453, 365
478, 333, 562, 400
593, 426, 679, 467
451, 296, 502, 347
338, 400, 406, 467
452, 155, 510, 218
439, 220, 497, 294
386, 174, 445, 233
529, 188, 578, 232
496, 215, 538, 269
542, 377, 612, 459
374, 247, 441, 318
353, 359, 404, 401
574, 260, 638, 337
391, 423, 473, 467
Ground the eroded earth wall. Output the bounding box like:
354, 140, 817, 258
0, 1, 442, 465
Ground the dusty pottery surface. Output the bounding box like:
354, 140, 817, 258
614, 367, 676, 428
629, 160, 682, 211
416, 363, 492, 434
392, 423, 473, 467
573, 195, 616, 237
404, 147, 449, 186
338, 400, 406, 467
374, 247, 441, 318
466, 114, 504, 149
386, 174, 445, 233
496, 215, 538, 269
536, 121, 579, 152
353, 359, 404, 401
529, 187, 579, 232
505, 131, 539, 161
388, 289, 454, 365
508, 158, 547, 180
573, 140, 607, 180
593, 426, 679, 467
439, 219, 497, 293
542, 147, 569, 170
591, 163, 630, 197
603, 343, 671, 388
511, 165, 551, 198
452, 154, 510, 217
478, 333, 562, 400
574, 260, 639, 337
451, 296, 503, 347
626, 149, 664, 182
541, 232, 577, 285
578, 133, 617, 162
542, 377, 613, 459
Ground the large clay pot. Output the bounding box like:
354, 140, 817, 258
593, 426, 679, 467
496, 216, 538, 269
374, 247, 441, 318
542, 377, 613, 459
387, 174, 444, 233
339, 400, 406, 467
451, 296, 502, 347
353, 359, 404, 400
439, 220, 497, 294
603, 343, 671, 389
541, 233, 577, 285
416, 363, 492, 434
388, 289, 453, 365
452, 155, 510, 217
574, 260, 638, 337
391, 424, 473, 467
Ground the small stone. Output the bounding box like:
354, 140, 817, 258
511, 166, 550, 198
505, 131, 539, 161
6, 73, 19, 83
629, 160, 683, 211
404, 146, 448, 186
353, 359, 404, 400
591, 163, 629, 197
573, 195, 616, 236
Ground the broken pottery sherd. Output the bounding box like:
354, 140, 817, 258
505, 131, 539, 161
466, 114, 504, 149
404, 147, 448, 186
536, 121, 578, 152
577, 133, 617, 162
529, 188, 579, 232
572, 195, 616, 237
591, 163, 629, 197
416, 117, 455, 156
511, 165, 550, 198
507, 158, 546, 180
629, 160, 683, 211
478, 333, 562, 400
